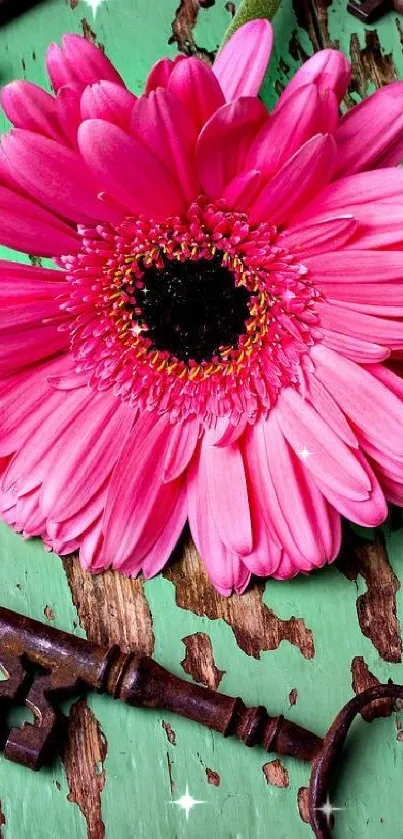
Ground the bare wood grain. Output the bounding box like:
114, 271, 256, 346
351, 656, 395, 721
169, 0, 218, 60
181, 632, 225, 689
339, 530, 402, 663
165, 536, 315, 660
262, 759, 290, 788
62, 699, 107, 839
63, 557, 155, 655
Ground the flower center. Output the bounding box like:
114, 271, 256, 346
60, 198, 323, 426
137, 253, 251, 364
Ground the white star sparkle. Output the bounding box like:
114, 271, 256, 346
297, 446, 312, 462
316, 795, 344, 824
83, 0, 107, 17
171, 785, 206, 820
131, 322, 143, 337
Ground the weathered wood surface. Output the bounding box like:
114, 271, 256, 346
1, 1, 403, 837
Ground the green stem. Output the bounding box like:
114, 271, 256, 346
221, 0, 281, 45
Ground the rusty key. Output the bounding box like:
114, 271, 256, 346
1, 605, 403, 838
347, 0, 403, 22
0, 605, 322, 771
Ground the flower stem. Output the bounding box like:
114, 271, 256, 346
220, 0, 281, 44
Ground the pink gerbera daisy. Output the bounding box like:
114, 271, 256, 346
2, 21, 403, 594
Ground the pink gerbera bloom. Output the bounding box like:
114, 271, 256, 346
2, 22, 403, 594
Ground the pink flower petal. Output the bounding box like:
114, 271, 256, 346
312, 344, 403, 458
334, 82, 403, 177
310, 448, 387, 528
187, 447, 250, 595
145, 55, 186, 94
1, 81, 65, 143
281, 216, 358, 257
276, 387, 372, 500
293, 168, 403, 225
244, 416, 340, 570
213, 19, 273, 101
344, 203, 403, 250
0, 355, 72, 455
197, 97, 267, 199
0, 324, 69, 374
0, 260, 67, 332
2, 129, 123, 226
370, 363, 403, 398
3, 387, 93, 494
221, 170, 263, 213
163, 418, 200, 482
321, 329, 390, 363
81, 81, 137, 130
0, 145, 21, 191
0, 258, 64, 282
78, 119, 185, 219
305, 249, 403, 286
101, 414, 181, 569
168, 57, 225, 130
46, 34, 124, 93
278, 49, 351, 107
208, 415, 249, 447
40, 395, 135, 521
202, 436, 252, 556
306, 374, 358, 447
0, 185, 79, 256
249, 133, 336, 225
317, 300, 403, 350
55, 83, 82, 146
47, 488, 106, 543
247, 83, 338, 177
78, 516, 103, 571
14, 489, 47, 538
124, 487, 188, 579
131, 89, 198, 203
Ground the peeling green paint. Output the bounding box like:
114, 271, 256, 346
0, 2, 403, 837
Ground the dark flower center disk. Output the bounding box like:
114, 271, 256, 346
138, 253, 252, 363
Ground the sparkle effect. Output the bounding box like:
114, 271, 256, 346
316, 795, 345, 825
60, 197, 323, 427
171, 785, 206, 820
83, 0, 106, 17
297, 446, 313, 462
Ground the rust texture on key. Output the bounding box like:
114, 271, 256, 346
1, 606, 403, 839
347, 0, 403, 22
0, 606, 323, 771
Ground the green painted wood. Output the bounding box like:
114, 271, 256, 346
0, 2, 403, 838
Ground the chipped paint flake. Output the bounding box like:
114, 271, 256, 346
162, 720, 176, 745
297, 786, 310, 824
181, 632, 225, 689
262, 759, 289, 789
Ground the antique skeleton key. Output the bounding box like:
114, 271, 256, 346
347, 0, 403, 22
1, 605, 402, 839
